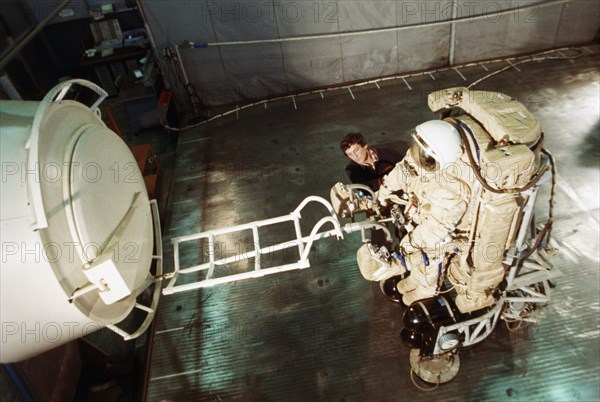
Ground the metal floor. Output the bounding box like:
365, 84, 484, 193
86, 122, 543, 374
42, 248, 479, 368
146, 45, 600, 402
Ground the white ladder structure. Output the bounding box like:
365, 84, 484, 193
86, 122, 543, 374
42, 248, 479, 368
163, 195, 388, 295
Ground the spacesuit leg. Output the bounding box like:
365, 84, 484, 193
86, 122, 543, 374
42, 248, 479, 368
395, 252, 421, 294
455, 289, 495, 313
396, 275, 418, 294
401, 253, 445, 306
449, 258, 497, 313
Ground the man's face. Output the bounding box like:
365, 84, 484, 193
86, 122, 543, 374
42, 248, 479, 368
345, 143, 369, 164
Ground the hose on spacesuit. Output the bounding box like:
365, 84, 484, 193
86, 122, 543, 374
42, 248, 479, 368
447, 118, 550, 195
540, 147, 556, 243
446, 119, 558, 263
516, 147, 556, 259
522, 220, 553, 260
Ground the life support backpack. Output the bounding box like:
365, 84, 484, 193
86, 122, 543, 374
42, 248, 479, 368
427, 87, 546, 290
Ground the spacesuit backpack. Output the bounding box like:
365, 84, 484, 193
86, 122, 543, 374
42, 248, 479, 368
428, 87, 545, 312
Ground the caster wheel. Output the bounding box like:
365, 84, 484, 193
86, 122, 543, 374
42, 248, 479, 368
409, 349, 460, 385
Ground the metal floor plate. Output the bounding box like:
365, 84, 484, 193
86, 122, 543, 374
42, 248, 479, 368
146, 45, 600, 402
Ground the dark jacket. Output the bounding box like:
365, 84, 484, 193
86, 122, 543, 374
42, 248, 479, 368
345, 147, 403, 191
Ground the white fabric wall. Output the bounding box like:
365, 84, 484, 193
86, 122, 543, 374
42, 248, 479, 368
140, 0, 600, 109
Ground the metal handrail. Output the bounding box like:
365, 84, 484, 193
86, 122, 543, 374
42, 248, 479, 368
106, 199, 163, 340
164, 196, 344, 295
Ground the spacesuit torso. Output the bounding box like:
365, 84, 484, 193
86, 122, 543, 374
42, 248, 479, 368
379, 147, 473, 258
373, 145, 473, 304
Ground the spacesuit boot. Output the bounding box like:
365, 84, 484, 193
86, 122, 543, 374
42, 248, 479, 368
455, 291, 494, 313
395, 251, 421, 294
400, 260, 440, 306
449, 259, 500, 313
356, 243, 404, 281
396, 275, 418, 294
402, 286, 437, 306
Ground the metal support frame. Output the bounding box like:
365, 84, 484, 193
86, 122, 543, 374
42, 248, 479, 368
432, 245, 559, 356
164, 196, 343, 295
434, 302, 504, 356
27, 79, 107, 231
431, 167, 559, 356
106, 199, 163, 340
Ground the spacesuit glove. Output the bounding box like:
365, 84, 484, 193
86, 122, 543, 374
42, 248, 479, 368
374, 190, 388, 208
376, 188, 403, 208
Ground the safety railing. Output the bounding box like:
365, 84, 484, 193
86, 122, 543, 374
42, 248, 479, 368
106, 199, 163, 340
164, 196, 345, 295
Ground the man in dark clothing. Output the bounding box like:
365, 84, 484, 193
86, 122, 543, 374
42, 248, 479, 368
340, 133, 403, 191
340, 133, 406, 302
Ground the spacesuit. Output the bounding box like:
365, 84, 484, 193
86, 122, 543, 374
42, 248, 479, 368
353, 87, 543, 313
375, 120, 474, 306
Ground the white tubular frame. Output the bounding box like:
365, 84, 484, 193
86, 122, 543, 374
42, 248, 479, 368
26, 79, 107, 230
165, 196, 343, 295
433, 302, 504, 355
106, 199, 163, 340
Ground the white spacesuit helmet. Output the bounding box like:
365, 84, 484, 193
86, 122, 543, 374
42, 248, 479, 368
412, 120, 462, 171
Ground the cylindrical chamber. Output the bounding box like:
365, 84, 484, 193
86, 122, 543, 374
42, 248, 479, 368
1, 81, 155, 363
